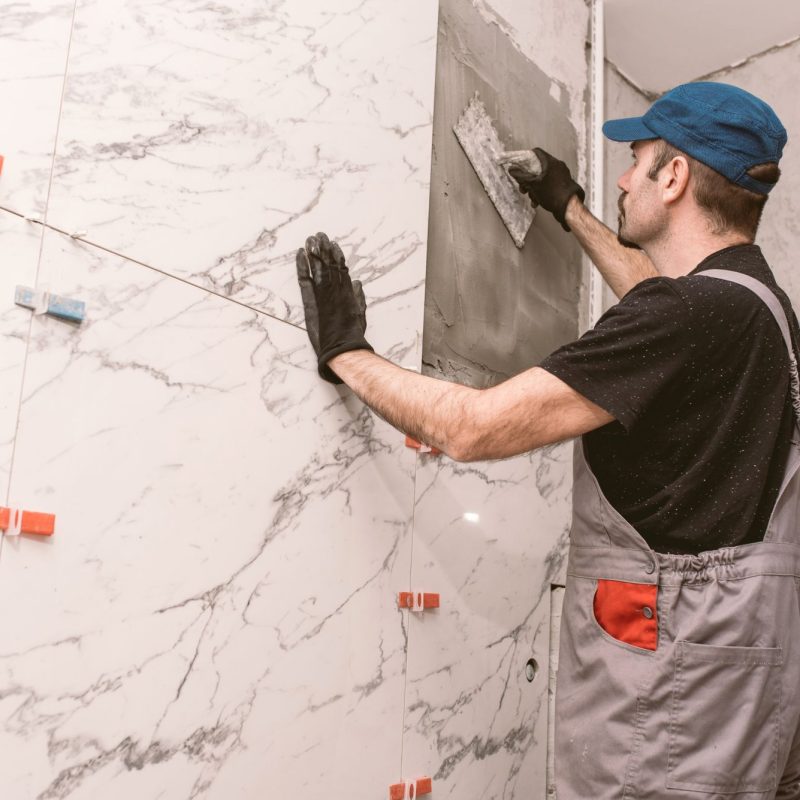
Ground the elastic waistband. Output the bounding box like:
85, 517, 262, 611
567, 542, 800, 585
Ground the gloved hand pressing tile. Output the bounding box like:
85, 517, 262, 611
296, 232, 373, 384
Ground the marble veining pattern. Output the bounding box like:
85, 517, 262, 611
0, 215, 43, 503
44, 0, 437, 347
0, 0, 75, 219
0, 2, 586, 797
401, 447, 572, 797
0, 229, 416, 798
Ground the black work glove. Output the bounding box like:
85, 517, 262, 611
507, 147, 585, 232
296, 231, 373, 384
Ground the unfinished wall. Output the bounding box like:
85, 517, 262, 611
422, 0, 587, 387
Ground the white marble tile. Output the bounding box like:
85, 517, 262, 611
0, 229, 417, 799
0, 212, 44, 501
44, 0, 437, 344
401, 445, 573, 797
0, 1, 74, 218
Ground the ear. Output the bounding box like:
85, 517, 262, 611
661, 155, 691, 205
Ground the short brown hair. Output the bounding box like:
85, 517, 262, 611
647, 139, 780, 239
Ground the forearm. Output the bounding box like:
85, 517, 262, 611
328, 349, 478, 460
330, 352, 614, 462
565, 196, 658, 298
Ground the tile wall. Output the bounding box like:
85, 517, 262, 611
0, 2, 580, 798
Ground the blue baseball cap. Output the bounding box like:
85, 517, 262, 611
603, 82, 786, 195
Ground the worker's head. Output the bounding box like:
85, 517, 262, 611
604, 82, 786, 248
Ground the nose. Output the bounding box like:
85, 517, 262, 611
617, 165, 633, 193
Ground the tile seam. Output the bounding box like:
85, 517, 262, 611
0, 206, 307, 335
2, 0, 80, 532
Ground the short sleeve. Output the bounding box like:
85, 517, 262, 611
538, 279, 694, 431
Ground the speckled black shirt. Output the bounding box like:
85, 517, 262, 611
539, 244, 800, 555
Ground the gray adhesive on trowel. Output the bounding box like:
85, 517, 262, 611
423, 0, 583, 388
453, 93, 535, 248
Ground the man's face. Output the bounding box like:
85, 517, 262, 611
616, 140, 667, 249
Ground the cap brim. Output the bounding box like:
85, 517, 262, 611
602, 116, 658, 142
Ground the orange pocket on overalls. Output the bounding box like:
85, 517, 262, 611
593, 579, 658, 651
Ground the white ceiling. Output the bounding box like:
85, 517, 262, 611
605, 0, 800, 95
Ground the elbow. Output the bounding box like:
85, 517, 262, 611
443, 422, 482, 463
444, 435, 475, 463
435, 385, 485, 462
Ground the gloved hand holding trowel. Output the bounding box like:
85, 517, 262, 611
498, 148, 585, 232
500, 143, 656, 298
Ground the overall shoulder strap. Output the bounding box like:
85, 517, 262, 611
698, 268, 800, 430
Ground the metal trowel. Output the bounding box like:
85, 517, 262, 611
453, 93, 542, 249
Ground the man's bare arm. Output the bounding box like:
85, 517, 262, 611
565, 196, 658, 298
329, 350, 613, 461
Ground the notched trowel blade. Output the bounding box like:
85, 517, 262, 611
453, 93, 536, 249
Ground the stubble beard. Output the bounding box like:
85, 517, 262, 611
616, 192, 642, 251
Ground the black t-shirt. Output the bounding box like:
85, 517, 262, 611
539, 244, 800, 555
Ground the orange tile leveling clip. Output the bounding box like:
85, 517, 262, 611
404, 435, 441, 456
0, 507, 56, 536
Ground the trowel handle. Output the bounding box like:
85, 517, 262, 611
496, 149, 543, 178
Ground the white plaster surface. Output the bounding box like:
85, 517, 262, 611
606, 0, 800, 95
600, 62, 651, 312
703, 41, 800, 310
401, 446, 572, 797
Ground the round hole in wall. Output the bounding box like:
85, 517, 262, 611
525, 658, 539, 682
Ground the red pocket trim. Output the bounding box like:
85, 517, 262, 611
593, 579, 658, 651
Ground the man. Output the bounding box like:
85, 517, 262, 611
297, 82, 800, 797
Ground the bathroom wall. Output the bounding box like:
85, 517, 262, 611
0, 1, 592, 798
0, 2, 437, 797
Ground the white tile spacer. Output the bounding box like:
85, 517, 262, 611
398, 591, 440, 611
5, 508, 22, 537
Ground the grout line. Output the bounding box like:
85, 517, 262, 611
0, 205, 308, 335
2, 0, 80, 535
398, 446, 419, 783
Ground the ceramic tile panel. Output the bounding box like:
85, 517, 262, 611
401, 445, 573, 797
0, 228, 417, 799
0, 213, 44, 501
44, 0, 437, 346
0, 1, 74, 218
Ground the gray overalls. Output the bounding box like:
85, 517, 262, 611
555, 270, 800, 799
